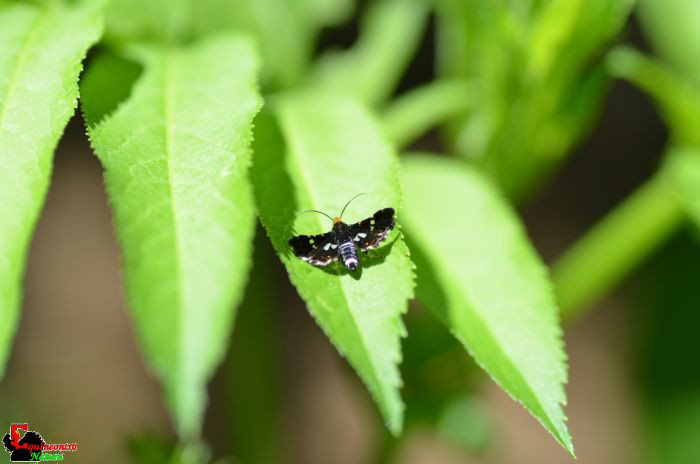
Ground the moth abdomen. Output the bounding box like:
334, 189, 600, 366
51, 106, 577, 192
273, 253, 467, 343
338, 240, 358, 271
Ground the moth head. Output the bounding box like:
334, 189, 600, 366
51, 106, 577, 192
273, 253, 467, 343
303, 193, 367, 225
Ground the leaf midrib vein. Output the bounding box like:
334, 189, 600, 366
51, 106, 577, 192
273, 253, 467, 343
163, 51, 188, 390
0, 8, 46, 131
284, 112, 387, 403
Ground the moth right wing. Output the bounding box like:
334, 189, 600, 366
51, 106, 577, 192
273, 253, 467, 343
349, 207, 395, 251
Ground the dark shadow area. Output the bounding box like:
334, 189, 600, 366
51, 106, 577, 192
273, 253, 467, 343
632, 230, 700, 463
205, 230, 285, 464
249, 110, 298, 259
393, 13, 436, 95
401, 235, 449, 327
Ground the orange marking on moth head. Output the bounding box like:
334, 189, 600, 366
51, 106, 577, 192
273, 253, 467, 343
333, 217, 342, 224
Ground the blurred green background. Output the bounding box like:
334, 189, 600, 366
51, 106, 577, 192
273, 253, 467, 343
2, 0, 700, 463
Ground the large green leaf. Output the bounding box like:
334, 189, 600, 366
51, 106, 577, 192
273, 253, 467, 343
399, 155, 573, 454
82, 34, 262, 438
0, 1, 102, 378
250, 93, 414, 434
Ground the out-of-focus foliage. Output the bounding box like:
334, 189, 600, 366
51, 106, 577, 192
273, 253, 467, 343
636, 235, 700, 464
82, 35, 262, 438
552, 169, 684, 317
607, 47, 700, 146
638, 0, 700, 85
665, 148, 700, 229
606, 0, 700, 241
382, 80, 473, 147
309, 0, 429, 104
436, 0, 635, 198
250, 94, 414, 435
226, 235, 283, 464
607, 8, 700, 461
401, 156, 572, 453
0, 0, 102, 378
104, 0, 352, 88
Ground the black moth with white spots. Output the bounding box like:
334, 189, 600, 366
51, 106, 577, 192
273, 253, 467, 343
288, 203, 395, 272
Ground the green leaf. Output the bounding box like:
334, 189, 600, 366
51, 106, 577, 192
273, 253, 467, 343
296, 0, 353, 27
0, 1, 102, 378
664, 146, 700, 230
527, 0, 635, 82
82, 34, 262, 438
103, 0, 190, 44
309, 0, 429, 105
250, 93, 414, 434
399, 155, 573, 454
79, 52, 142, 127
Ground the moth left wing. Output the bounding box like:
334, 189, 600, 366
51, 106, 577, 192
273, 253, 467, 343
288, 232, 337, 267
349, 207, 395, 251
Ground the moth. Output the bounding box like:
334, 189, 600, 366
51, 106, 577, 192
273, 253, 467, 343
288, 193, 395, 272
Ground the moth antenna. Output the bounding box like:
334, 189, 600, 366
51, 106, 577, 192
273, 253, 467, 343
303, 209, 334, 222
339, 193, 367, 219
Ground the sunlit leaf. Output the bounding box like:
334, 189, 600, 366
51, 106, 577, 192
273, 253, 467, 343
0, 1, 102, 378
528, 0, 635, 81
400, 155, 573, 454
250, 93, 414, 434
82, 34, 262, 438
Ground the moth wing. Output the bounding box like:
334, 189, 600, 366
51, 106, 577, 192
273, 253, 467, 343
288, 232, 337, 267
349, 207, 395, 251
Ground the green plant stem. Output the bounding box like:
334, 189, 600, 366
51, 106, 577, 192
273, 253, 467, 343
382, 80, 472, 148
607, 46, 700, 146
553, 173, 685, 321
